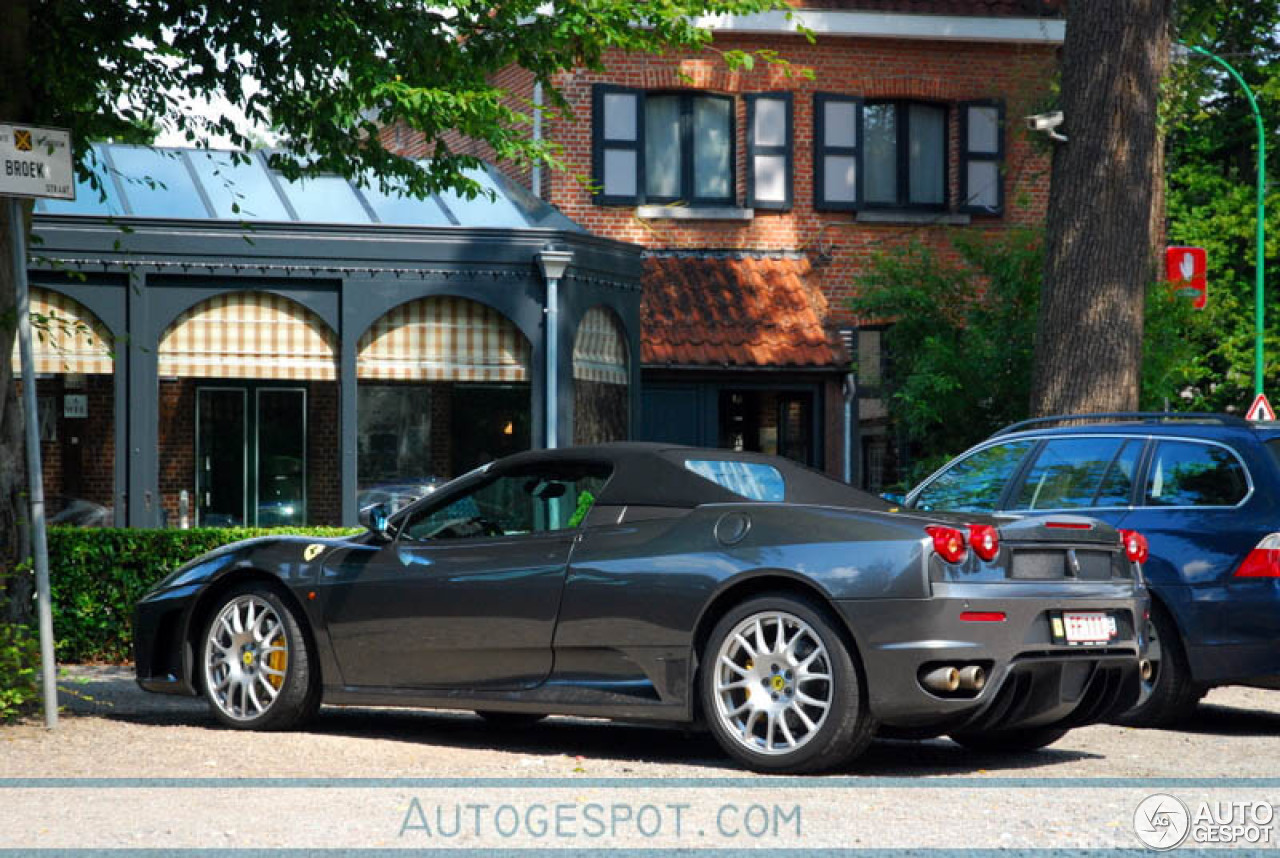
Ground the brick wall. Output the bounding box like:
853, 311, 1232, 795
25, 374, 116, 513
308, 382, 342, 526
542, 35, 1055, 326
386, 33, 1055, 328
157, 378, 196, 525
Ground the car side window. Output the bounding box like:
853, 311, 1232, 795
910, 440, 1034, 512
401, 465, 611, 541
1144, 440, 1248, 507
1011, 437, 1140, 511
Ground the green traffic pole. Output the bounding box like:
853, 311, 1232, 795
1187, 45, 1267, 398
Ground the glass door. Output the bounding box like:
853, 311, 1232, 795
196, 388, 247, 526
196, 385, 307, 527
256, 389, 307, 526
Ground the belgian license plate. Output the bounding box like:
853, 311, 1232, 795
1062, 611, 1117, 644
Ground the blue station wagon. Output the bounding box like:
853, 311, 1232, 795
905, 413, 1280, 726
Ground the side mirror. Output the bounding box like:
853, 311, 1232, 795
880, 492, 906, 505
358, 502, 391, 539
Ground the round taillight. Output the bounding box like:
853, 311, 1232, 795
967, 523, 1000, 562
1119, 529, 1149, 564
926, 525, 968, 564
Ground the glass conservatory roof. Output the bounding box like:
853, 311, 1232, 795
34, 144, 584, 233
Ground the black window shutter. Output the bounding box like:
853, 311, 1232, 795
813, 93, 862, 212
592, 84, 644, 205
746, 93, 793, 211
958, 99, 1005, 215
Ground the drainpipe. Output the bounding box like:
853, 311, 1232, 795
532, 81, 544, 199
537, 248, 574, 449
843, 373, 858, 486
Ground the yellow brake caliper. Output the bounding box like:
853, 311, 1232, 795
266, 631, 288, 690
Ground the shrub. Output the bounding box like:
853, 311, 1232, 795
47, 526, 359, 664
0, 620, 38, 721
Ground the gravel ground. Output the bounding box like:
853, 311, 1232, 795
2, 666, 1279, 851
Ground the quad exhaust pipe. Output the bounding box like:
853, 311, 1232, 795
1140, 659, 1154, 682
920, 664, 987, 694
957, 665, 987, 692
921, 666, 959, 693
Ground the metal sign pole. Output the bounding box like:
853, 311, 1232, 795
8, 196, 57, 728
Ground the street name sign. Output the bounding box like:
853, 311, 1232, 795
0, 123, 74, 200
1246, 393, 1275, 422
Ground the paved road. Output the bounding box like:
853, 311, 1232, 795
2, 667, 1278, 851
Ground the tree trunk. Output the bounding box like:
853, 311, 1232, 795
0, 203, 32, 626
1030, 0, 1172, 416
1, 0, 34, 625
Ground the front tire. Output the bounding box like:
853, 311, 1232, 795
200, 583, 319, 730
949, 725, 1069, 752
700, 594, 874, 773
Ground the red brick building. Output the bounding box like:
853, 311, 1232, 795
401, 1, 1064, 488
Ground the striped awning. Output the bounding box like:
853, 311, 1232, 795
10, 288, 114, 375
573, 306, 628, 384
357, 297, 529, 382
158, 292, 337, 380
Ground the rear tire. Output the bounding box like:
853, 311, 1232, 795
949, 725, 1069, 752
699, 594, 874, 774
1113, 605, 1205, 728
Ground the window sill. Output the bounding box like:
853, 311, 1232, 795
636, 205, 754, 221
855, 211, 972, 226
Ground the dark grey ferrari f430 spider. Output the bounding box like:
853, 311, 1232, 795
136, 443, 1149, 772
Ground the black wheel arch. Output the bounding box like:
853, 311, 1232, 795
182, 569, 321, 696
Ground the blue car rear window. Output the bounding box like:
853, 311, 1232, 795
684, 460, 785, 502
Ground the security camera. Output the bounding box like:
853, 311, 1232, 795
1025, 111, 1067, 142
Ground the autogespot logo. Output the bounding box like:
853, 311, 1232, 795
1134, 794, 1191, 850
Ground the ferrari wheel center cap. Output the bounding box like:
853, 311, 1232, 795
242, 650, 255, 668
770, 675, 785, 692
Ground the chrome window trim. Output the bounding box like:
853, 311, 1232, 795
904, 434, 1039, 510
907, 432, 1255, 513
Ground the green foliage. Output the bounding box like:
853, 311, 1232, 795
852, 230, 1217, 483
0, 619, 38, 722
23, 0, 793, 203
1163, 1, 1280, 411
1141, 275, 1247, 410
47, 526, 358, 664
849, 230, 1041, 483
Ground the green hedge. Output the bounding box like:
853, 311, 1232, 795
48, 526, 359, 664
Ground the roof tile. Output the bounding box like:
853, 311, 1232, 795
641, 255, 844, 368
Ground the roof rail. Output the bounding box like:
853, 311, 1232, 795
991, 412, 1253, 438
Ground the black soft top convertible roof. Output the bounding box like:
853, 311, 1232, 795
495, 442, 891, 511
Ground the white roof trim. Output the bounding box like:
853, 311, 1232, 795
691, 11, 1064, 44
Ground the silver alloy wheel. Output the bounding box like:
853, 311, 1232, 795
204, 594, 289, 721
712, 610, 834, 756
